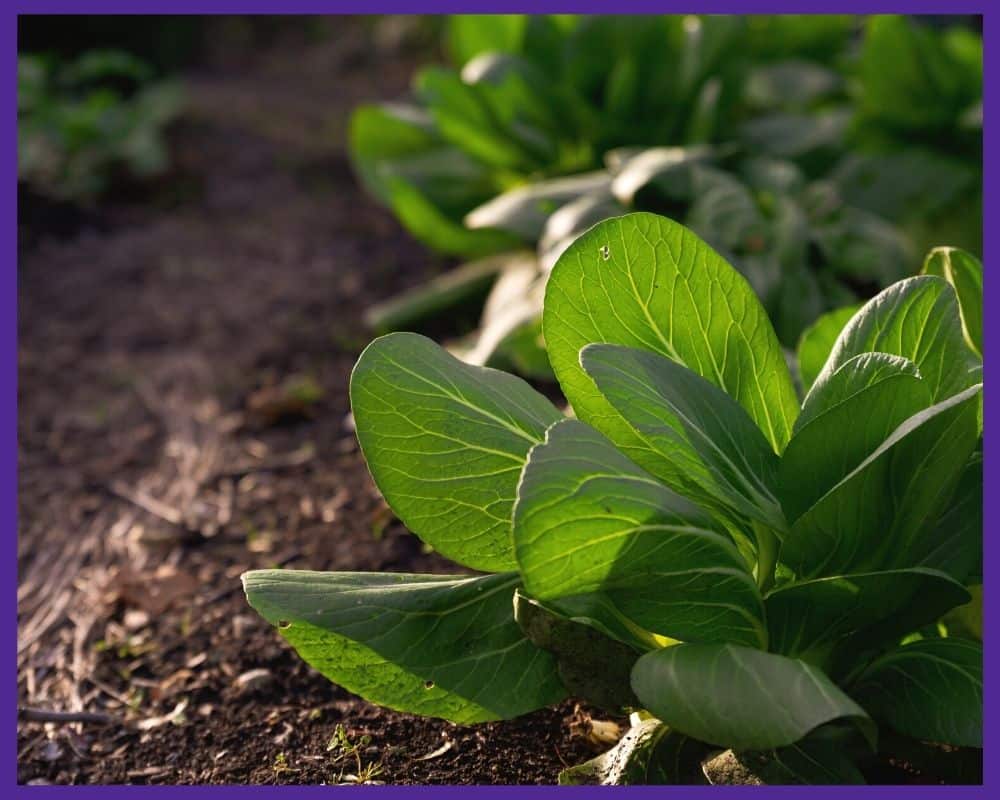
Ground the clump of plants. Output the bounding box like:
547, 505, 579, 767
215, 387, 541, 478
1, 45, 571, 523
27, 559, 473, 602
18, 49, 182, 202
350, 14, 752, 259
444, 146, 909, 376
832, 15, 982, 258
350, 14, 980, 371
244, 213, 982, 784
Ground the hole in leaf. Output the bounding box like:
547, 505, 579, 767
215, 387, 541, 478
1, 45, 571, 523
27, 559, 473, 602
277, 620, 292, 629
599, 245, 611, 261
423, 680, 435, 690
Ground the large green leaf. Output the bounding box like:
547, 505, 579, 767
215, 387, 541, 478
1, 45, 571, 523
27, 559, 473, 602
543, 212, 799, 453
914, 450, 982, 582
539, 190, 625, 271
796, 303, 862, 394
242, 570, 565, 724
514, 419, 766, 648
923, 247, 983, 357
631, 643, 875, 751
350, 332, 562, 572
780, 353, 931, 525
809, 276, 979, 404
765, 568, 969, 663
781, 383, 982, 577
852, 637, 982, 748
581, 343, 784, 532
702, 736, 866, 785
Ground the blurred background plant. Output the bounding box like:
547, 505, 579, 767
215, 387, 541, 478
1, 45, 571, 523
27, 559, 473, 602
349, 14, 981, 371
18, 49, 183, 203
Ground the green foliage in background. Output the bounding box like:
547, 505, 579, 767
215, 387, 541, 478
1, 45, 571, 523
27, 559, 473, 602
245, 214, 983, 784
349, 14, 981, 364
18, 50, 183, 202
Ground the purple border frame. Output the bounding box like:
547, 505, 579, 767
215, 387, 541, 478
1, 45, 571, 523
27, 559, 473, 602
6, 1, 992, 795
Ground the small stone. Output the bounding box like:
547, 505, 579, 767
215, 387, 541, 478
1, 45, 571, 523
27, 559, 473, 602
235, 668, 273, 692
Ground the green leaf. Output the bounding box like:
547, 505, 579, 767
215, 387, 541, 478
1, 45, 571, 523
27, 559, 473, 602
765, 568, 970, 663
446, 15, 528, 66
914, 450, 982, 582
514, 419, 766, 648
780, 353, 931, 525
631, 643, 876, 751
858, 16, 979, 132
810, 276, 980, 405
832, 150, 978, 230
559, 718, 709, 785
242, 570, 565, 724
539, 190, 624, 271
796, 303, 862, 394
581, 343, 784, 532
852, 637, 982, 747
384, 176, 520, 258
348, 103, 439, 203
942, 584, 982, 641
702, 737, 866, 785
922, 247, 983, 357
536, 592, 667, 653
415, 67, 536, 171
811, 206, 912, 288
543, 212, 799, 453
739, 109, 851, 159
461, 53, 577, 160
781, 383, 982, 578
350, 332, 562, 572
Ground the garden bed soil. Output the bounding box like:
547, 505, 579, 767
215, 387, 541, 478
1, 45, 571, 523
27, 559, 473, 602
16, 19, 603, 785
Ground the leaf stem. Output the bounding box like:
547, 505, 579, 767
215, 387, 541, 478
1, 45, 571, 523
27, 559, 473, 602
753, 522, 779, 593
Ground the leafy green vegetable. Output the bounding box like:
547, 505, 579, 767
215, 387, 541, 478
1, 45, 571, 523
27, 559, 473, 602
852, 637, 982, 748
581, 343, 784, 532
631, 643, 876, 751
246, 213, 982, 784
243, 570, 565, 723
543, 212, 799, 452
350, 332, 561, 571
514, 419, 766, 648
796, 303, 862, 393
922, 247, 983, 357
349, 14, 979, 381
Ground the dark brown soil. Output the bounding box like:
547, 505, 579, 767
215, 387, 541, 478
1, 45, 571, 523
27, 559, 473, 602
17, 19, 601, 785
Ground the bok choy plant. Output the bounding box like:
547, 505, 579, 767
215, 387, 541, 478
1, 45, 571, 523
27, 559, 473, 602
447, 147, 909, 375
244, 213, 982, 784
353, 15, 980, 369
